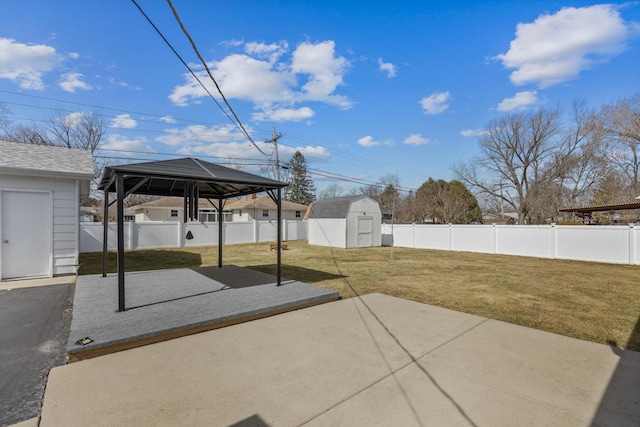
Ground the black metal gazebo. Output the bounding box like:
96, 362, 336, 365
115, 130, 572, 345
98, 158, 288, 312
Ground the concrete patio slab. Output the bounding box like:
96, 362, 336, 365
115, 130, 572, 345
41, 293, 640, 427
0, 275, 75, 291
67, 266, 340, 361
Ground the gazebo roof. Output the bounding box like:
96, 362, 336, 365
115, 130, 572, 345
98, 157, 286, 199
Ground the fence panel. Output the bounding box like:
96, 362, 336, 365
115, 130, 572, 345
80, 220, 307, 253
136, 222, 179, 249
225, 222, 255, 244
451, 225, 494, 253
384, 223, 639, 265
496, 225, 554, 258
555, 225, 631, 264
184, 222, 218, 247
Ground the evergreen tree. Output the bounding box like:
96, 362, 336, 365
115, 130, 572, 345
284, 151, 316, 205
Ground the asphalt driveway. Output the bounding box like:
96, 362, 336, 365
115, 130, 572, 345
0, 283, 73, 427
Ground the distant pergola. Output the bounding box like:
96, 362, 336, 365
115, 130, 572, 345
98, 158, 288, 312
559, 201, 640, 223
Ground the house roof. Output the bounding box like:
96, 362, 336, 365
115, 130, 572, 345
98, 158, 286, 199
132, 197, 221, 210
0, 140, 95, 179
307, 195, 376, 219
226, 196, 308, 211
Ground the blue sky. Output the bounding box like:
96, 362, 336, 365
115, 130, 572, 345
1, 1, 639, 194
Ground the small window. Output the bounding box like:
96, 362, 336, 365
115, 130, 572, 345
170, 209, 178, 218
295, 210, 301, 218
262, 209, 269, 217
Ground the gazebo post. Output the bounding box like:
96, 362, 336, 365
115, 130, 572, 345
276, 187, 282, 286
218, 196, 223, 268
116, 172, 126, 312
102, 188, 108, 277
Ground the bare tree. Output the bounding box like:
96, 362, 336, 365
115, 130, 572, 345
600, 94, 640, 197
455, 108, 561, 224
318, 183, 344, 199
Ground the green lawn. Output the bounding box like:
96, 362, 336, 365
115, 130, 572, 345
79, 241, 640, 352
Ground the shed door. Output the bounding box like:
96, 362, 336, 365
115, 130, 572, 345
1, 191, 51, 279
357, 217, 373, 247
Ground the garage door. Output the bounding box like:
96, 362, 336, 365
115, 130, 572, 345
1, 191, 51, 279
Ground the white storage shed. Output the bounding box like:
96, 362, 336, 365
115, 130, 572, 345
0, 140, 94, 280
307, 195, 381, 248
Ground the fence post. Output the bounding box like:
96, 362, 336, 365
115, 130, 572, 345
629, 223, 635, 265
412, 223, 416, 248
283, 219, 288, 241
492, 223, 497, 254
127, 221, 133, 250
253, 219, 258, 243
448, 223, 453, 251
551, 223, 557, 259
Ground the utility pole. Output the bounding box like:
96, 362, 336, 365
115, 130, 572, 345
265, 127, 283, 181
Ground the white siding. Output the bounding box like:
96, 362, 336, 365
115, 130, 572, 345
0, 174, 81, 276
309, 219, 347, 248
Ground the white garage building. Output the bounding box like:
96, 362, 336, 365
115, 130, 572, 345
307, 195, 382, 248
0, 140, 94, 280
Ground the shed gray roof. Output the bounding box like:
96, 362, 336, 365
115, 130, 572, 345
0, 140, 95, 179
308, 195, 374, 218
98, 158, 287, 199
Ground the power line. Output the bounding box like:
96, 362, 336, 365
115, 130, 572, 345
130, 0, 268, 157
163, 0, 269, 157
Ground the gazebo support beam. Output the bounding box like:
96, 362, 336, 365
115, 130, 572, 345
218, 196, 224, 268
116, 172, 126, 312
102, 188, 108, 277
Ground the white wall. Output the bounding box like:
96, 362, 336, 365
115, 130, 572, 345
308, 219, 347, 248
0, 174, 82, 276
384, 223, 640, 265
80, 219, 308, 253
345, 198, 382, 248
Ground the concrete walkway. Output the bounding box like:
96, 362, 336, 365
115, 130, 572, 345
40, 293, 640, 426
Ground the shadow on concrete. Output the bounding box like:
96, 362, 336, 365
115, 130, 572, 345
228, 414, 271, 427
190, 265, 281, 288
590, 315, 640, 426
80, 250, 203, 275
244, 264, 347, 284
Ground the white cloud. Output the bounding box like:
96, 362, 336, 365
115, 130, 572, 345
277, 144, 330, 162
460, 129, 489, 137
378, 58, 397, 78
220, 39, 244, 48
497, 90, 538, 112
403, 134, 431, 145
160, 116, 176, 124
59, 111, 88, 127
169, 40, 352, 118
292, 41, 351, 107
495, 5, 633, 88
68, 52, 80, 59
420, 91, 450, 115
0, 37, 61, 89
245, 41, 288, 63
358, 136, 379, 147
252, 107, 314, 122
59, 72, 92, 92
156, 124, 248, 147
357, 136, 393, 147
101, 135, 155, 155
110, 114, 137, 129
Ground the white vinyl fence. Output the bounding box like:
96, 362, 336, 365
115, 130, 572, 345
80, 220, 307, 253
383, 223, 640, 265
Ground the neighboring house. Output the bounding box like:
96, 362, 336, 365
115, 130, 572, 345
0, 140, 94, 280
131, 195, 308, 223
225, 195, 308, 221
307, 195, 381, 248
131, 197, 231, 222
482, 212, 518, 225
